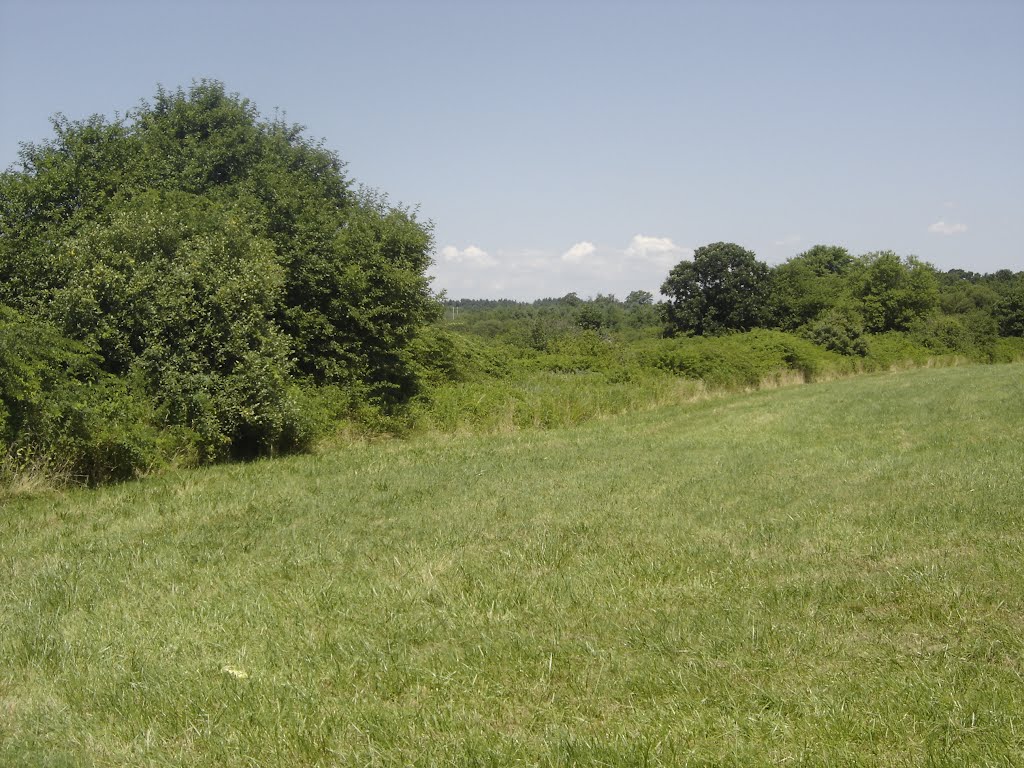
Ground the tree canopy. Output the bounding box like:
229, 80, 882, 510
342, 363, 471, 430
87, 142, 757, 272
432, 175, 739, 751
0, 81, 439, 468
661, 242, 772, 335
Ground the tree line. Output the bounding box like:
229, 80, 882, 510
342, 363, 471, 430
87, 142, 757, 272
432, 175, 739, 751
2, 82, 1022, 487
445, 243, 1023, 359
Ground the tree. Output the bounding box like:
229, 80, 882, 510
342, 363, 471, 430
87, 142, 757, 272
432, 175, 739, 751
853, 252, 939, 333
622, 290, 660, 329
0, 80, 439, 462
994, 287, 1024, 337
937, 270, 1001, 315
770, 245, 854, 330
624, 290, 654, 309
559, 292, 582, 306
661, 242, 771, 335
575, 303, 605, 331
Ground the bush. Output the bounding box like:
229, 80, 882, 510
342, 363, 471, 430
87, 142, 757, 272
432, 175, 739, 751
802, 306, 868, 356
990, 337, 1024, 363
910, 312, 999, 361
859, 332, 935, 369
41, 191, 304, 462
409, 325, 512, 387
0, 306, 161, 484
646, 330, 845, 388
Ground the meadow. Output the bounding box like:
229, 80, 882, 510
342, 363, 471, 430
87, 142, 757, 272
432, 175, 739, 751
2, 363, 1023, 766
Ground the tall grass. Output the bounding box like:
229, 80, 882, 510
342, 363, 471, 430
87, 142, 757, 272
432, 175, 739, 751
406, 328, 1009, 438
2, 364, 1023, 765
409, 371, 706, 434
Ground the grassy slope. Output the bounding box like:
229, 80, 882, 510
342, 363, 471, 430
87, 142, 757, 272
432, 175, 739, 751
2, 364, 1023, 766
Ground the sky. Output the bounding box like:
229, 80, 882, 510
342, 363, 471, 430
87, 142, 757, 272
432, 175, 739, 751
1, 0, 1022, 300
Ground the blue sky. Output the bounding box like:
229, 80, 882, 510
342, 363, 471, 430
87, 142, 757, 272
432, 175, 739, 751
2, 0, 1021, 300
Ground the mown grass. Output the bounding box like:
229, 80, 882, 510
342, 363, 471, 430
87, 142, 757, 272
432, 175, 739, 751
2, 364, 1023, 766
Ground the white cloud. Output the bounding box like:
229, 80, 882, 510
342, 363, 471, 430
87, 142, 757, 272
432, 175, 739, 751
440, 244, 496, 266
928, 221, 968, 236
430, 234, 689, 300
624, 234, 688, 266
561, 241, 596, 263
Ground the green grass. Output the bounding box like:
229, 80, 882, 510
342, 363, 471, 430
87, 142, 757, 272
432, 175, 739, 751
2, 364, 1023, 766
408, 370, 707, 434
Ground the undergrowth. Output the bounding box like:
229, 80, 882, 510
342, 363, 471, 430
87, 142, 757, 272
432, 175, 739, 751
4, 326, 1024, 496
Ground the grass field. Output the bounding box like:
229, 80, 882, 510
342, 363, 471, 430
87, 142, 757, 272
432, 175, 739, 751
2, 364, 1023, 766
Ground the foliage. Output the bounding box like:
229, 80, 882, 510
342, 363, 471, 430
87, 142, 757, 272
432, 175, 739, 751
937, 272, 1001, 315
622, 289, 661, 329
909, 311, 999, 360
0, 81, 437, 470
0, 305, 160, 484
278, 187, 439, 399
858, 332, 935, 368
994, 286, 1024, 337
624, 289, 653, 308
410, 369, 701, 434
771, 245, 855, 330
646, 329, 846, 388
662, 242, 772, 335
575, 302, 606, 331
853, 252, 939, 333
801, 305, 868, 356
991, 336, 1024, 362
422, 264, 1021, 441
408, 325, 512, 387
3, 79, 1022, 488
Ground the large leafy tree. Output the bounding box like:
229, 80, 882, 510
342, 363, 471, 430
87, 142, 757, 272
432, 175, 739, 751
853, 252, 939, 333
661, 242, 771, 335
770, 244, 855, 330
993, 285, 1024, 337
0, 80, 439, 460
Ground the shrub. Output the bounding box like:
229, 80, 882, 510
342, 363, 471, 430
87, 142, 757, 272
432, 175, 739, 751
0, 305, 160, 484
647, 330, 844, 388
409, 325, 512, 387
991, 337, 1024, 362
859, 332, 935, 369
910, 312, 999, 360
